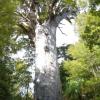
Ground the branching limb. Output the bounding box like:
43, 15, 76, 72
16, 11, 30, 22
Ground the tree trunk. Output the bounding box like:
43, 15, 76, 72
34, 20, 61, 100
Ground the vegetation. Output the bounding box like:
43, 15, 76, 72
61, 0, 100, 100
0, 0, 100, 99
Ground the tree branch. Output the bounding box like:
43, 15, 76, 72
16, 11, 30, 22
58, 26, 67, 35
54, 6, 76, 26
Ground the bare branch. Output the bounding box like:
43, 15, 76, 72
58, 26, 67, 36
16, 11, 30, 22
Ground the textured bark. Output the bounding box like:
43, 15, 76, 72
34, 21, 61, 100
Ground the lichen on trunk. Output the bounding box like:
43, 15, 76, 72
34, 20, 61, 100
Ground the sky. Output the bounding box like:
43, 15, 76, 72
56, 19, 79, 47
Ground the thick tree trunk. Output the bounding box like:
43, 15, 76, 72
34, 21, 61, 100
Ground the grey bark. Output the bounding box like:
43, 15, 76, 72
34, 20, 61, 100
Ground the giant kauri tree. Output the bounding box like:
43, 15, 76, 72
17, 0, 77, 100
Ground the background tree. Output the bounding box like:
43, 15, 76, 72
0, 0, 19, 99
62, 42, 100, 100
0, 56, 14, 100
60, 0, 100, 99
0, 0, 33, 99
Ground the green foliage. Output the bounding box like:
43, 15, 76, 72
63, 0, 75, 4
62, 42, 100, 100
0, 56, 14, 100
89, 0, 100, 6
0, 1, 33, 99
76, 0, 100, 49
0, 0, 20, 55
11, 59, 33, 99
61, 1, 100, 99
76, 12, 100, 49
